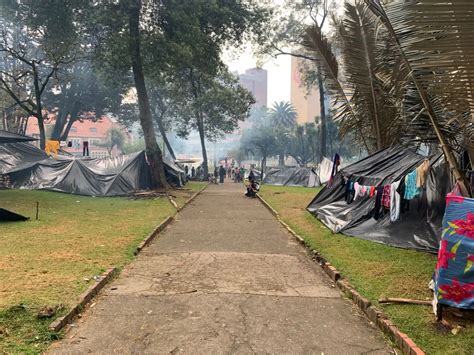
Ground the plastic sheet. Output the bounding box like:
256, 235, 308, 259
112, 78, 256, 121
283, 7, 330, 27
0, 143, 186, 196
307, 146, 449, 253
0, 130, 37, 144
263, 167, 320, 187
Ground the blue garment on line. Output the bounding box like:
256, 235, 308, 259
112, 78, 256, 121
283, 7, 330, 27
404, 170, 420, 200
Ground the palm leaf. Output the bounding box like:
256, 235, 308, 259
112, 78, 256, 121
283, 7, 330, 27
301, 21, 372, 153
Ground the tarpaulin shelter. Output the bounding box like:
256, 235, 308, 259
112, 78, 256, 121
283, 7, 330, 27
0, 208, 29, 222
307, 146, 450, 253
0, 143, 186, 196
0, 130, 37, 144
263, 167, 320, 187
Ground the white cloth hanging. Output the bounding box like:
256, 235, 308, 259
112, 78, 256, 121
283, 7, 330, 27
390, 181, 401, 222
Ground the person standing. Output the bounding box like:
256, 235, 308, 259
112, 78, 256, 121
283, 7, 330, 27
213, 167, 218, 184
185, 165, 189, 177
219, 165, 226, 184
191, 166, 196, 178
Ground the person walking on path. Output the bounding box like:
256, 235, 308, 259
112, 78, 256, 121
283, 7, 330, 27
191, 166, 195, 178
185, 165, 189, 177
219, 165, 226, 184
227, 166, 232, 179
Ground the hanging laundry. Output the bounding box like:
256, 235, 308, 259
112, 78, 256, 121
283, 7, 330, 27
360, 185, 367, 197
404, 170, 420, 200
382, 185, 391, 209
373, 186, 384, 219
396, 176, 410, 213
390, 181, 401, 222
354, 182, 362, 200
369, 186, 376, 197
416, 160, 430, 188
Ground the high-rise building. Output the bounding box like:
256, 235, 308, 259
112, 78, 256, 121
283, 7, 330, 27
238, 67, 268, 108
291, 57, 321, 125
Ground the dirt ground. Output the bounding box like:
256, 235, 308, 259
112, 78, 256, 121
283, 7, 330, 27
48, 182, 393, 354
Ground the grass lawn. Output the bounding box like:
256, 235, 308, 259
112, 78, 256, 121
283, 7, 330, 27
0, 182, 206, 354
259, 185, 474, 355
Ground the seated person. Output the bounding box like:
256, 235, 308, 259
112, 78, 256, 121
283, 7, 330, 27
245, 177, 259, 198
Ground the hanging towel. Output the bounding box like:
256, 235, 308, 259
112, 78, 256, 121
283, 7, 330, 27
404, 171, 420, 200
382, 185, 391, 208
390, 181, 401, 222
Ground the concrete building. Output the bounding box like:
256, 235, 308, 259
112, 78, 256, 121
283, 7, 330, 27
291, 56, 321, 125
238, 67, 268, 108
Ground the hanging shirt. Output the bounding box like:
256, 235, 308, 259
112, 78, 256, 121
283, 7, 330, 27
404, 171, 420, 200
390, 181, 401, 222
373, 186, 384, 220
416, 160, 430, 188
382, 185, 391, 208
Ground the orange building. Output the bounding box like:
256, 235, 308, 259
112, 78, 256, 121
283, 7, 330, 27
290, 56, 321, 125
26, 115, 129, 158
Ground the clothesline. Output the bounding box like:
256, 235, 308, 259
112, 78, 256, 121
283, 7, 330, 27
341, 159, 431, 222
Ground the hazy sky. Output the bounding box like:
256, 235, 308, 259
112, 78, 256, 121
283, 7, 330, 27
224, 46, 291, 106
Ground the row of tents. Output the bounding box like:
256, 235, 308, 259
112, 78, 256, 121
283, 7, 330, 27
0, 131, 186, 197
0, 130, 450, 253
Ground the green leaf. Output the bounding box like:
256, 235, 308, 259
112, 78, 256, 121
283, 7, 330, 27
464, 260, 473, 274
451, 240, 461, 254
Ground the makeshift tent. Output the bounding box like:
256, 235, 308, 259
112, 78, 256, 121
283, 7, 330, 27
0, 143, 186, 196
263, 167, 320, 187
0, 208, 29, 222
0, 130, 37, 144
307, 146, 450, 253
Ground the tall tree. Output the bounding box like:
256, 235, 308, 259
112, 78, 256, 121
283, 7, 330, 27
126, 0, 169, 188
269, 101, 297, 166
0, 1, 79, 149
176, 68, 254, 178
43, 58, 122, 141
270, 101, 297, 129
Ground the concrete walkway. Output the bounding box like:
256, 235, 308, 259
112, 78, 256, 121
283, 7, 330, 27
50, 182, 392, 354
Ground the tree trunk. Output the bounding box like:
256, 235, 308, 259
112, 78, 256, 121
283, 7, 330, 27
51, 110, 69, 141
278, 153, 284, 166
317, 73, 327, 161
127, 0, 169, 189
36, 114, 46, 150
60, 112, 78, 141
155, 111, 176, 160
197, 114, 208, 179
261, 155, 266, 181
32, 63, 46, 149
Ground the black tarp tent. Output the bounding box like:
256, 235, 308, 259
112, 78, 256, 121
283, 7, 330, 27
0, 130, 37, 144
0, 143, 186, 196
307, 146, 450, 253
263, 167, 320, 187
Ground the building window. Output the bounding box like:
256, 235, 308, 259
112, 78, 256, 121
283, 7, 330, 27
70, 127, 77, 133
89, 127, 97, 133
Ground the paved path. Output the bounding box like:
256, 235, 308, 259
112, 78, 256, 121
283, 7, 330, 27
50, 182, 392, 354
